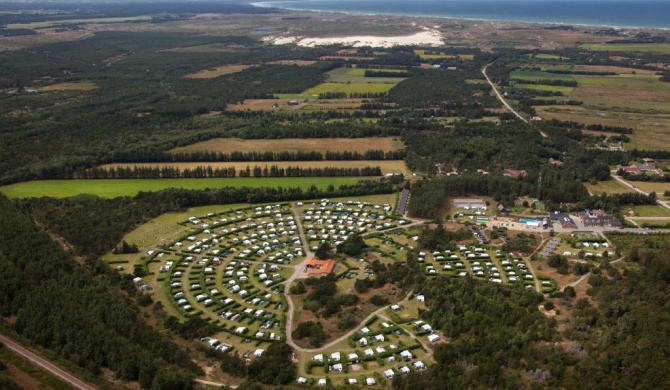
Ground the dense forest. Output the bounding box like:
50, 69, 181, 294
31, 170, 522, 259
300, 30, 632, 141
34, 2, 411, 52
0, 196, 198, 387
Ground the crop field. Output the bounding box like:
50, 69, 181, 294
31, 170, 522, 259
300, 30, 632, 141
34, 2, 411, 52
184, 65, 254, 79
101, 160, 410, 176
303, 83, 396, 95
38, 82, 97, 91
580, 43, 670, 54
516, 84, 575, 95
574, 74, 664, 88
414, 50, 474, 60
318, 68, 408, 85
345, 68, 407, 76
531, 54, 567, 60
0, 177, 362, 199
539, 64, 658, 75
509, 71, 574, 81
170, 137, 404, 154
584, 180, 634, 195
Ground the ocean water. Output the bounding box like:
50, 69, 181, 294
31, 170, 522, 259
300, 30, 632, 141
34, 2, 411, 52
252, 0, 670, 29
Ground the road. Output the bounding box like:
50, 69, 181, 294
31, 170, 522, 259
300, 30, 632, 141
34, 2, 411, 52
0, 333, 97, 390
611, 172, 670, 212
482, 63, 550, 138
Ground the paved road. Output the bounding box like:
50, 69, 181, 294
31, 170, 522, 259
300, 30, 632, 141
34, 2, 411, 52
610, 172, 670, 212
0, 333, 97, 390
482, 64, 551, 138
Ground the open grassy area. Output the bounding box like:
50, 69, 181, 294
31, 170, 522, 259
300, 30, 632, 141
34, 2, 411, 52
574, 74, 664, 88
321, 68, 407, 85
345, 68, 407, 76
0, 177, 363, 199
580, 43, 670, 54
624, 181, 670, 194
38, 82, 97, 91
303, 82, 396, 95
516, 84, 575, 95
170, 137, 404, 154
531, 54, 567, 60
584, 180, 634, 195
184, 64, 254, 79
627, 205, 670, 218
7, 15, 153, 29
510, 71, 574, 81
101, 160, 410, 176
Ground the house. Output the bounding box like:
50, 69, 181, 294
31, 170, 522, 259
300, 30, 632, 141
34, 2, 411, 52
304, 258, 337, 276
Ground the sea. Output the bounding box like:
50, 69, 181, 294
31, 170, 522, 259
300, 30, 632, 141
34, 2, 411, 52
250, 0, 670, 29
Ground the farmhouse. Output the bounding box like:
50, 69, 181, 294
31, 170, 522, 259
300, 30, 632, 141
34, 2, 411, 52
580, 209, 622, 228
305, 258, 337, 276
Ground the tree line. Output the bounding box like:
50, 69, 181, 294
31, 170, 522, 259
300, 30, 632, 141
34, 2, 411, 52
74, 165, 383, 179
111, 149, 405, 163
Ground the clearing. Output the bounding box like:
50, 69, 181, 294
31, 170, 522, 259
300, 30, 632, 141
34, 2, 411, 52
585, 180, 633, 195
0, 177, 363, 199
38, 82, 97, 91
303, 82, 396, 95
184, 65, 254, 79
170, 137, 404, 154
580, 43, 670, 54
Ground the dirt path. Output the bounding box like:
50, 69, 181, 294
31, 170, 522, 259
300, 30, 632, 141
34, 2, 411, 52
0, 333, 97, 390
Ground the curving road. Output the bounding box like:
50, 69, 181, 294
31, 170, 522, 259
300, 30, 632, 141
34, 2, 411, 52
0, 333, 97, 390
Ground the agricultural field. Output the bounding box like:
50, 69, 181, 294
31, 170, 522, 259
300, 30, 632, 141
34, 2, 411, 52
170, 137, 404, 154
101, 160, 410, 176
324, 68, 408, 84
7, 15, 154, 29
184, 64, 254, 79
0, 177, 362, 199
303, 82, 397, 96
38, 82, 97, 91
515, 84, 575, 95
585, 180, 634, 195
509, 71, 574, 81
580, 43, 670, 54
623, 181, 670, 194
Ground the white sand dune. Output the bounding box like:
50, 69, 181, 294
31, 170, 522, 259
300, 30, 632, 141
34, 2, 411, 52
265, 29, 443, 48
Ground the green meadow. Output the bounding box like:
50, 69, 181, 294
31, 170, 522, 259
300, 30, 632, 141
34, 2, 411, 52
0, 177, 362, 199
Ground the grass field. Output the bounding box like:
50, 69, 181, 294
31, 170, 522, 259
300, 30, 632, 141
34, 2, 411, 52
627, 205, 670, 218
345, 68, 407, 76
540, 64, 658, 75
170, 137, 404, 154
39, 82, 97, 91
625, 181, 670, 194
101, 160, 410, 175
510, 71, 574, 81
184, 64, 254, 79
322, 68, 407, 85
574, 74, 664, 88
7, 16, 153, 29
516, 84, 575, 95
580, 43, 670, 54
303, 82, 396, 95
531, 54, 567, 60
0, 177, 363, 199
585, 180, 634, 195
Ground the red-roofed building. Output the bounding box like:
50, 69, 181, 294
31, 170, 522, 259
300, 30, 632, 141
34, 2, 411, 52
305, 258, 336, 276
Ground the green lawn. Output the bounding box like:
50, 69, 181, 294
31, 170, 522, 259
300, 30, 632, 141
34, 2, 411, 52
323, 68, 407, 84
629, 205, 670, 218
0, 177, 363, 199
344, 68, 407, 76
